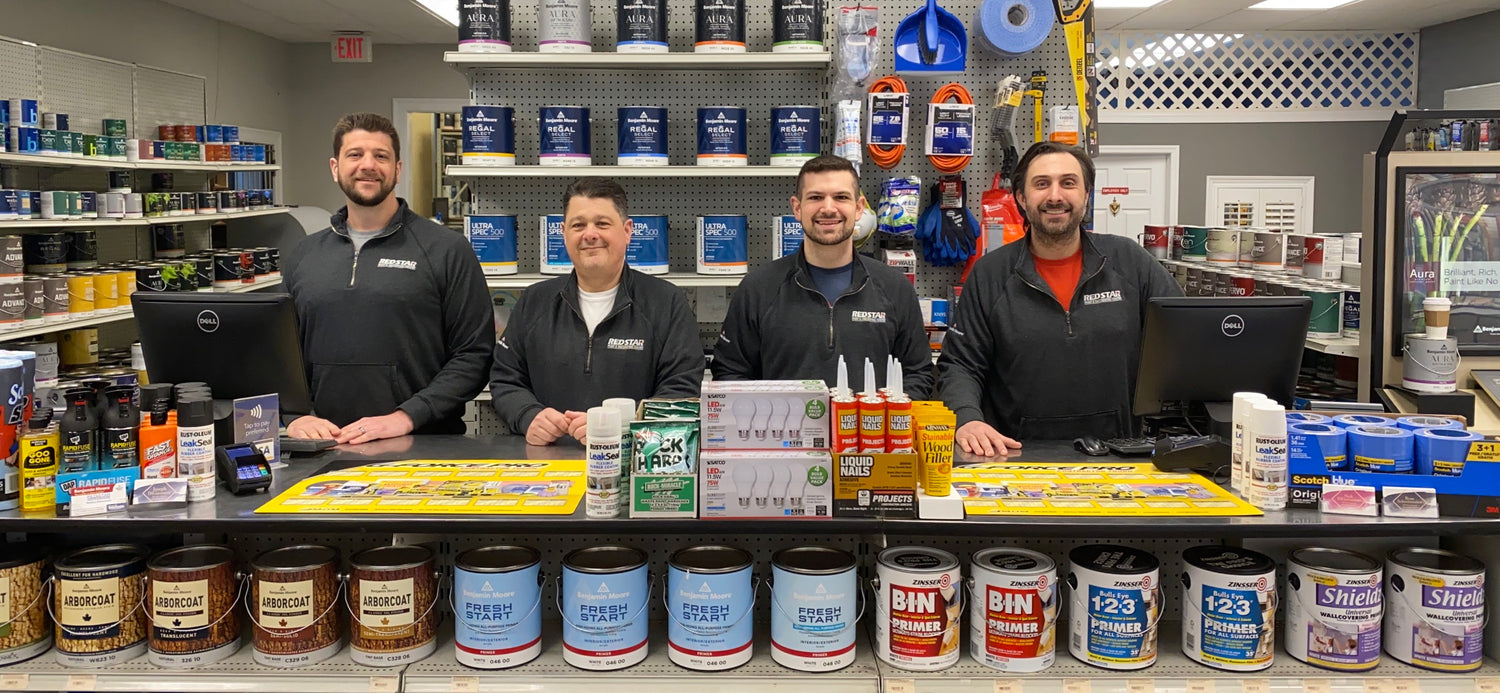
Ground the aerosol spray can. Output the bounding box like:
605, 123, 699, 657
59, 387, 96, 472
586, 405, 623, 518
177, 396, 215, 501
1247, 401, 1288, 510
100, 385, 139, 469
603, 397, 636, 490
138, 383, 176, 478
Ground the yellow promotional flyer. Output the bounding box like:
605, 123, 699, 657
953, 462, 1260, 517
256, 460, 585, 515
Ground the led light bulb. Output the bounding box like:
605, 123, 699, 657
785, 397, 805, 439
730, 463, 758, 509
750, 398, 771, 440
731, 398, 756, 440
770, 464, 791, 507
784, 463, 807, 509
751, 464, 771, 508
770, 398, 790, 439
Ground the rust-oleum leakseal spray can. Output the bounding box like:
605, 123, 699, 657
59, 387, 96, 472
101, 385, 139, 469
176, 396, 215, 501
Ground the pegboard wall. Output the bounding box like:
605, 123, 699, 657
39, 47, 134, 136
466, 0, 1086, 301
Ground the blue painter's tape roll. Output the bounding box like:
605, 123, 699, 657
1414, 427, 1484, 476
1288, 422, 1348, 472
974, 0, 1053, 57
1285, 412, 1331, 426
1348, 425, 1414, 473
1332, 414, 1388, 430
1395, 415, 1463, 432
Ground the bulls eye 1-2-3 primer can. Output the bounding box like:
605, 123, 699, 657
1067, 544, 1160, 670
1180, 545, 1277, 671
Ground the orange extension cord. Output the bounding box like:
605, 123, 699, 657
867, 75, 909, 170
927, 82, 973, 173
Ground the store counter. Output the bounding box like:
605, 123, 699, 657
4, 435, 1499, 537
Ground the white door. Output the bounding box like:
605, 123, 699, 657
1092, 151, 1172, 240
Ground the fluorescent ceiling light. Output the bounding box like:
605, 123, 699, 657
1095, 0, 1168, 7
1247, 0, 1363, 9
411, 0, 459, 26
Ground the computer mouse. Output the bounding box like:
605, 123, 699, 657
1073, 436, 1109, 457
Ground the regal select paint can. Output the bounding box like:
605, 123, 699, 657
697, 107, 748, 165
250, 545, 344, 668
968, 548, 1058, 673
770, 546, 858, 672
667, 545, 754, 670
348, 546, 438, 666
1285, 547, 1382, 672
53, 543, 151, 667
561, 546, 649, 670
618, 107, 668, 166
1180, 545, 1276, 672
461, 106, 515, 166
771, 106, 820, 165
540, 106, 591, 165
453, 545, 543, 669
1067, 544, 1160, 670
1383, 547, 1485, 672
146, 545, 242, 667
0, 545, 50, 666
875, 546, 961, 671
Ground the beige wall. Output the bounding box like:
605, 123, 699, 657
408, 113, 437, 218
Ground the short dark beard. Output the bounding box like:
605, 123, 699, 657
804, 223, 854, 246
339, 174, 394, 208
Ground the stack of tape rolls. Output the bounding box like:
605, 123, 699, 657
1395, 415, 1463, 432
1287, 422, 1348, 471
973, 0, 1054, 57
1348, 425, 1414, 473
1332, 414, 1387, 430
1414, 428, 1484, 477
1285, 412, 1331, 425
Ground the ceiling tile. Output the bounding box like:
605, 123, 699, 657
1113, 0, 1253, 30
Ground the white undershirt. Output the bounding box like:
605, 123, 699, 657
578, 286, 619, 336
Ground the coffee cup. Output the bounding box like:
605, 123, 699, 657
1424, 296, 1452, 339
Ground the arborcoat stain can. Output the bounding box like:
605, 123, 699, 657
348, 545, 438, 667
1180, 546, 1276, 672
250, 545, 344, 668
696, 215, 748, 274
1066, 544, 1160, 670
454, 546, 542, 670
52, 543, 151, 667
967, 548, 1057, 673
462, 106, 515, 166
666, 546, 754, 671
146, 545, 242, 667
875, 546, 961, 671
459, 0, 512, 52
697, 107, 747, 165
617, 107, 668, 166
1383, 547, 1484, 672
539, 0, 592, 52
695, 0, 747, 52
539, 214, 573, 275
770, 546, 858, 672
0, 545, 50, 666
628, 215, 669, 275
617, 0, 668, 52
560, 546, 650, 670
773, 0, 823, 51
1285, 547, 1382, 672
540, 106, 591, 166
771, 106, 821, 165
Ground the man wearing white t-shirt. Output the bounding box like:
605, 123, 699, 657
489, 178, 704, 445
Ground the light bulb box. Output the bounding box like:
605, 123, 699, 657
834, 451, 917, 518
700, 450, 834, 518
702, 380, 830, 450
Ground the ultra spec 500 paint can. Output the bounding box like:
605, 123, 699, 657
770, 546, 858, 672
1067, 544, 1160, 670
561, 546, 649, 670
875, 547, 961, 671
454, 546, 542, 669
539, 214, 572, 275
1286, 547, 1382, 672
1384, 547, 1484, 672
1180, 545, 1277, 672
666, 546, 754, 671
628, 215, 669, 274
967, 548, 1057, 673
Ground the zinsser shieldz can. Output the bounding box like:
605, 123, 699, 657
1067, 544, 1160, 670
875, 546, 961, 671
666, 546, 754, 671
1285, 547, 1382, 672
560, 546, 650, 670
968, 548, 1058, 673
1180, 545, 1277, 672
770, 546, 858, 672
1384, 547, 1485, 672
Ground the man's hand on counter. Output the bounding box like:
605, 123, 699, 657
287, 415, 341, 440
957, 420, 1023, 457
527, 408, 587, 446
335, 411, 415, 445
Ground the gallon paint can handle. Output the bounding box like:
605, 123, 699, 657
450, 573, 545, 635
555, 574, 656, 635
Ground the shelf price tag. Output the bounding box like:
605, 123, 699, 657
885, 679, 915, 693
0, 674, 28, 690
1241, 681, 1270, 693
1302, 679, 1332, 693
993, 682, 1022, 693
1476, 678, 1500, 693
451, 676, 480, 693
1362, 680, 1391, 693
1126, 680, 1153, 693
65, 674, 96, 691
1063, 680, 1091, 693
370, 676, 400, 692
1186, 680, 1215, 693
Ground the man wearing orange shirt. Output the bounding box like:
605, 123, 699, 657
936, 142, 1182, 456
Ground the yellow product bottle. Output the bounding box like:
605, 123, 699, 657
19, 415, 59, 513
913, 402, 955, 497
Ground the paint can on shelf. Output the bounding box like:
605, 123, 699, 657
771, 106, 821, 166
461, 106, 515, 166
695, 0, 747, 52
628, 214, 669, 275
539, 214, 572, 275
459, 0, 512, 52
1403, 335, 1459, 394
773, 0, 823, 51
617, 107, 668, 166
967, 547, 1057, 673
250, 545, 345, 668
146, 545, 243, 667
1285, 547, 1382, 672
347, 545, 438, 667
0, 545, 50, 666
52, 543, 151, 667
1383, 547, 1485, 672
453, 545, 543, 669
1066, 544, 1160, 670
874, 546, 961, 671
540, 106, 591, 166
539, 0, 592, 52
666, 545, 755, 671
466, 215, 519, 276
696, 215, 747, 275
1180, 545, 1277, 672
560, 546, 650, 670
697, 107, 747, 166
770, 546, 858, 672
617, 0, 668, 52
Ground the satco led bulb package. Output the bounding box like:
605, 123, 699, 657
701, 380, 830, 450
700, 450, 833, 518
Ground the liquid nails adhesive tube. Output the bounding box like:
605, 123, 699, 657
539, 0, 591, 52
1383, 547, 1485, 672
1067, 544, 1160, 670
1246, 401, 1288, 511
967, 548, 1058, 672
560, 546, 650, 670
1229, 392, 1268, 493
1285, 547, 1382, 672
617, 0, 668, 52
666, 546, 755, 671
875, 547, 962, 671
695, 0, 746, 52
770, 546, 858, 672
1180, 546, 1277, 672
453, 546, 543, 669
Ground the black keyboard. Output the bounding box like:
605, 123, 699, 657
1106, 435, 1213, 456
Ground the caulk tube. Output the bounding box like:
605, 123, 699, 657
1230, 392, 1269, 493
586, 406, 623, 518
1246, 401, 1288, 511
603, 397, 636, 489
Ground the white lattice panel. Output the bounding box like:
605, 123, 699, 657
132, 65, 206, 138
0, 36, 39, 104
39, 47, 133, 135
1098, 32, 1416, 116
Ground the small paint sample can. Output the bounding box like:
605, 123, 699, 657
771, 106, 821, 165
1383, 547, 1485, 672
214, 252, 244, 287
770, 546, 858, 672
773, 0, 823, 51
453, 546, 543, 669
250, 545, 345, 668
697, 107, 747, 166
1285, 547, 1382, 672
695, 0, 747, 52
459, 0, 512, 52
617, 107, 668, 166
539, 0, 592, 52
696, 215, 747, 274
53, 544, 152, 667
560, 546, 650, 670
628, 214, 669, 274
1066, 544, 1160, 670
617, 0, 668, 52
146, 545, 243, 667
874, 546, 962, 671
539, 214, 573, 275
348, 545, 438, 666
1180, 546, 1277, 672
462, 106, 515, 166
466, 215, 519, 275
540, 106, 591, 166
666, 546, 755, 671
968, 548, 1058, 673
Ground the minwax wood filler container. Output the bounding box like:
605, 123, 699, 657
1285, 547, 1382, 672
667, 545, 754, 671
348, 545, 437, 666
1383, 547, 1485, 672
250, 545, 344, 668
875, 546, 961, 671
561, 545, 649, 670
770, 546, 858, 672
967, 548, 1058, 673
146, 545, 242, 667
0, 545, 50, 665
453, 545, 543, 669
53, 543, 151, 667
1067, 544, 1160, 670
1180, 545, 1277, 672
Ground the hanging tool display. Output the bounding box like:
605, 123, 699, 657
925, 83, 975, 173
1052, 0, 1097, 154
915, 175, 979, 267
1026, 70, 1047, 143
867, 76, 911, 169
974, 0, 1055, 57
990, 74, 1026, 182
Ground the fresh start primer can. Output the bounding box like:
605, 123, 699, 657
1180, 545, 1277, 672
1285, 547, 1382, 672
770, 546, 858, 672
453, 545, 543, 669
1067, 544, 1160, 671
666, 545, 755, 671
561, 546, 650, 670
968, 547, 1058, 673
875, 546, 961, 671
1383, 547, 1485, 672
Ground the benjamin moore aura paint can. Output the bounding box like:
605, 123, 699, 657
771, 106, 820, 165
560, 546, 650, 670
666, 546, 755, 671
540, 106, 591, 166
697, 107, 747, 166
628, 215, 669, 274
617, 107, 668, 166
773, 0, 823, 51
1286, 547, 1382, 672
695, 0, 747, 52
459, 0, 512, 52
539, 0, 592, 52
875, 547, 961, 671
462, 106, 515, 166
453, 546, 543, 669
539, 214, 572, 275
1180, 546, 1276, 672
968, 548, 1058, 673
1067, 544, 1160, 670
770, 546, 858, 672
617, 0, 668, 52
1383, 547, 1485, 672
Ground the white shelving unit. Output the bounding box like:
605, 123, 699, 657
1158, 258, 1360, 357
0, 207, 289, 229
487, 272, 743, 289
443, 51, 831, 71
0, 640, 397, 692
0, 277, 281, 341
0, 152, 279, 172
448, 165, 801, 178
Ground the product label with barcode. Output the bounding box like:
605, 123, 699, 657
925, 103, 975, 156
868, 93, 909, 146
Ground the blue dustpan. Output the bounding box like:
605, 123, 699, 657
894, 0, 968, 74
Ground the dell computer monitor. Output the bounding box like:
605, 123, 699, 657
132, 292, 312, 414
1133, 296, 1312, 417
